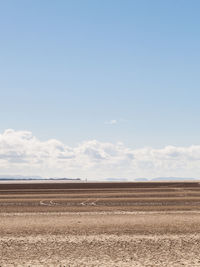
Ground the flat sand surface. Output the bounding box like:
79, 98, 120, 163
1, 181, 200, 266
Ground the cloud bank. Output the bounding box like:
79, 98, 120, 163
0, 129, 200, 179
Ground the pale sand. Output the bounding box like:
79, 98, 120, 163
1, 212, 200, 266
1, 182, 200, 266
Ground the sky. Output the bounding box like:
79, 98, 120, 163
0, 1, 200, 179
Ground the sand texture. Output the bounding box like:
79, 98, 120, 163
0, 181, 200, 266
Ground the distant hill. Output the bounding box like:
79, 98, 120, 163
0, 175, 81, 181
105, 177, 198, 182
0, 175, 198, 182
151, 177, 197, 182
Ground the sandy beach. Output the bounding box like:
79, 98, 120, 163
1, 182, 200, 266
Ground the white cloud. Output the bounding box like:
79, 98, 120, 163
105, 119, 117, 125
0, 129, 200, 179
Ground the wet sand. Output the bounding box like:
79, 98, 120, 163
1, 181, 200, 266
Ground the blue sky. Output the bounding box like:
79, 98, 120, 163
1, 0, 200, 150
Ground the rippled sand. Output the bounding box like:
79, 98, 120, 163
1, 182, 200, 266
0, 212, 200, 266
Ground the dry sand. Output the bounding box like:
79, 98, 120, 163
0, 181, 200, 266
